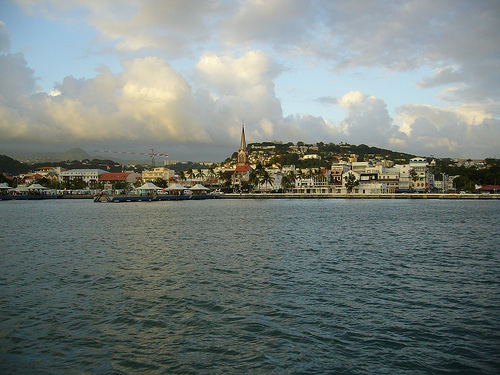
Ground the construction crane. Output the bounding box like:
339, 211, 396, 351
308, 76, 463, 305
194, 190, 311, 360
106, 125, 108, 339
94, 148, 168, 168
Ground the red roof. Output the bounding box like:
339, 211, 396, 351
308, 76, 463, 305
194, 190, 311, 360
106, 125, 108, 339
477, 185, 500, 191
26, 174, 44, 180
235, 165, 250, 172
99, 173, 131, 181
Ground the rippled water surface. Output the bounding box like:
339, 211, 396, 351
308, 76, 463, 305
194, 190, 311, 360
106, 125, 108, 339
1, 198, 499, 374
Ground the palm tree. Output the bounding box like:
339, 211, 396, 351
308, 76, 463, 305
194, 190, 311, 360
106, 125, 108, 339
154, 178, 168, 188
314, 168, 325, 185
178, 170, 186, 183
207, 166, 215, 179
307, 168, 316, 183
216, 170, 226, 189
248, 170, 260, 192
410, 168, 419, 191
281, 175, 292, 192
206, 166, 216, 188
186, 168, 195, 185
255, 162, 265, 175
196, 169, 206, 182
259, 170, 273, 191
286, 171, 296, 191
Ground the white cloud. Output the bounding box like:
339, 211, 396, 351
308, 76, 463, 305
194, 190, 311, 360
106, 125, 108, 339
0, 56, 211, 147
0, 21, 11, 53
335, 91, 407, 147
0, 52, 38, 103
3, 0, 500, 160
396, 103, 500, 158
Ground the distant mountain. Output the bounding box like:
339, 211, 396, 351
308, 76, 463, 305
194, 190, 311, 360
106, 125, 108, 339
39, 147, 91, 162
0, 155, 31, 175
18, 147, 92, 163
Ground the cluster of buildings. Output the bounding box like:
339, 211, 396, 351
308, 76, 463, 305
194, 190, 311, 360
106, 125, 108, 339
4, 126, 452, 195
222, 123, 452, 194
3, 124, 482, 195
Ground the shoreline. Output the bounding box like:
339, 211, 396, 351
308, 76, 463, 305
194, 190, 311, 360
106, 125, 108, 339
2, 193, 499, 201
219, 193, 500, 200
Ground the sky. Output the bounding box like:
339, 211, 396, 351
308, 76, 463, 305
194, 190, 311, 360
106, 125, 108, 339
0, 0, 499, 162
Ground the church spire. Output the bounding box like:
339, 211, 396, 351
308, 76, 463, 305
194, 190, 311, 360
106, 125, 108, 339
237, 121, 249, 167
239, 121, 247, 152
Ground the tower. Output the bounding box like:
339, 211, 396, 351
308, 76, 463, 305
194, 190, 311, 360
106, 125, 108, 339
237, 121, 249, 167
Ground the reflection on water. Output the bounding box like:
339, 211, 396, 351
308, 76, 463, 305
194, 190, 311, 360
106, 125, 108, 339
1, 199, 499, 374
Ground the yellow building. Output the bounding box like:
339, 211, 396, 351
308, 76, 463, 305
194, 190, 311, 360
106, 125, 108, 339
142, 167, 175, 182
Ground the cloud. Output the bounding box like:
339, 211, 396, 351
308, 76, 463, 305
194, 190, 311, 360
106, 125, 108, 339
315, 96, 338, 105
0, 55, 210, 147
335, 91, 407, 146
13, 0, 500, 108
3, 1, 500, 160
0, 46, 338, 158
0, 52, 38, 104
0, 21, 11, 53
397, 103, 500, 158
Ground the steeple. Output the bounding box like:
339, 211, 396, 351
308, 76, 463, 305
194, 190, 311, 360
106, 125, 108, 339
237, 121, 249, 167
239, 121, 247, 152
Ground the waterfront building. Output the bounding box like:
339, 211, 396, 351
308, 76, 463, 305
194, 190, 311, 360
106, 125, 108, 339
58, 169, 107, 185
99, 172, 141, 184
142, 167, 175, 183
409, 158, 430, 191
377, 170, 400, 193
351, 161, 370, 174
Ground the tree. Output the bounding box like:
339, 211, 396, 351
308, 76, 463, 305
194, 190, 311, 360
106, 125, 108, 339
248, 170, 260, 192
207, 166, 215, 179
217, 170, 230, 189
307, 168, 316, 180
196, 169, 206, 181
187, 168, 195, 181
284, 171, 296, 191
153, 178, 168, 188
178, 170, 186, 183
410, 168, 419, 190
280, 175, 293, 192
113, 181, 129, 190
259, 170, 273, 191
344, 172, 359, 193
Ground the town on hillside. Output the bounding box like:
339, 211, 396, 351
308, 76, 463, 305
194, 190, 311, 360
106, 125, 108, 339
1, 125, 500, 196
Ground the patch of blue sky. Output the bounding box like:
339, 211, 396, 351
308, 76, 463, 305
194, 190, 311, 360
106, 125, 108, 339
275, 63, 444, 122
2, 4, 116, 93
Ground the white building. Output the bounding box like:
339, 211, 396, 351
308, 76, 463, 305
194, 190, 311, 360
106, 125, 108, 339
58, 169, 108, 185
302, 154, 321, 160
409, 158, 430, 191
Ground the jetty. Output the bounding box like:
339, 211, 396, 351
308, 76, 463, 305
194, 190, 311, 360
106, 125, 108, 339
94, 194, 217, 202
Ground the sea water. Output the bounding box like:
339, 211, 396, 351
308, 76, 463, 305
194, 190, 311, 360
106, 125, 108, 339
0, 198, 499, 374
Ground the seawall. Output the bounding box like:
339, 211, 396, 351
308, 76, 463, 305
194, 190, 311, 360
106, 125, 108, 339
218, 193, 500, 200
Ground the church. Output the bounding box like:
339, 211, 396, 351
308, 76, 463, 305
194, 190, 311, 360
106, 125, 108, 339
232, 122, 252, 188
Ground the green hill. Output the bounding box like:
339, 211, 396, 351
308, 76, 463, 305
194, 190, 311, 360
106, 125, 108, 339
0, 155, 31, 175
